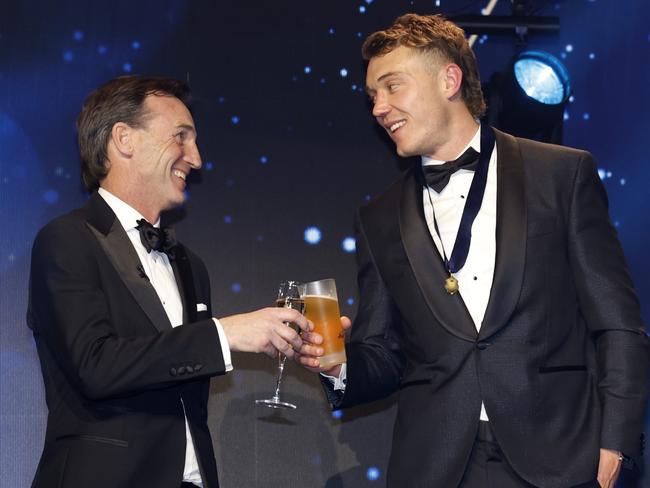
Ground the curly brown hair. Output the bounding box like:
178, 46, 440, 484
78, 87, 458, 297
362, 13, 486, 118
76, 76, 190, 191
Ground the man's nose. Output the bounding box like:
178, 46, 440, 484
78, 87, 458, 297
372, 97, 390, 118
185, 142, 202, 169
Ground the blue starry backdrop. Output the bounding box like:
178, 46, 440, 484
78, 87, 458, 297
1, 1, 649, 486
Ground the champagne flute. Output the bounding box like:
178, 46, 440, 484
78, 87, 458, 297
255, 280, 304, 409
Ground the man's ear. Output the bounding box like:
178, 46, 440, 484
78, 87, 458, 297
110, 122, 134, 157
441, 63, 463, 99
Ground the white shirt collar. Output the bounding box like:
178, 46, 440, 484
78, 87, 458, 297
421, 125, 481, 167
97, 187, 161, 231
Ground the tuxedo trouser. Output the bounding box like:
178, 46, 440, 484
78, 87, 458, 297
458, 421, 600, 488
458, 420, 536, 488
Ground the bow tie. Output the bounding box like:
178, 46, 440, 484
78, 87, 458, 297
135, 219, 177, 259
423, 147, 480, 192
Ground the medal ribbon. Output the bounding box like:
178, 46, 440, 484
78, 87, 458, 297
423, 124, 495, 276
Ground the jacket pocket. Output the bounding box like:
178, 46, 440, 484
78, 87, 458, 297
539, 365, 587, 374
56, 434, 129, 448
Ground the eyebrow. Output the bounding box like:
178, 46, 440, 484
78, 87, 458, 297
366, 71, 405, 93
376, 71, 403, 83
175, 123, 197, 135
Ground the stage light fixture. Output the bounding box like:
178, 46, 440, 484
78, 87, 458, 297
513, 51, 570, 105
452, 2, 570, 143
484, 50, 571, 144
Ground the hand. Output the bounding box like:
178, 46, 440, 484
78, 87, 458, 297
596, 448, 623, 488
294, 316, 352, 374
219, 307, 311, 359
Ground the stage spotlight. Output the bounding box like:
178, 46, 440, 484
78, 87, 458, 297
484, 50, 571, 144
513, 51, 570, 105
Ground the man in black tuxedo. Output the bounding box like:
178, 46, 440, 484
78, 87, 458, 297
27, 76, 315, 488
297, 13, 648, 488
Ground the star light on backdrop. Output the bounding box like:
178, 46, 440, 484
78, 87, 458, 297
366, 467, 381, 481
341, 237, 356, 253
304, 226, 322, 245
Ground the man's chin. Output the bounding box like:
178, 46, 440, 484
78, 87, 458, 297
161, 193, 186, 212
395, 145, 416, 158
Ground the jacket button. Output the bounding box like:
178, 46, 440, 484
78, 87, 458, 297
169, 367, 177, 376
186, 365, 194, 374
476, 341, 490, 350
194, 363, 203, 371
177, 366, 187, 375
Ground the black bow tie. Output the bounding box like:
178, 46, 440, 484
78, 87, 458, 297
135, 219, 177, 259
423, 147, 480, 192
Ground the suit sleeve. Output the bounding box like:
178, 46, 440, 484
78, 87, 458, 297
28, 220, 227, 401
324, 211, 407, 409
567, 152, 649, 458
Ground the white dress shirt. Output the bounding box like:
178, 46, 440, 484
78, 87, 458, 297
422, 125, 496, 421
98, 188, 232, 486
325, 125, 497, 422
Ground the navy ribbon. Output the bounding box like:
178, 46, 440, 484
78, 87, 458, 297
422, 124, 496, 274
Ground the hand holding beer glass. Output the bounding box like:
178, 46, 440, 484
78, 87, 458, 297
301, 278, 346, 370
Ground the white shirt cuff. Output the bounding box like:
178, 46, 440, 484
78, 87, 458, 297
212, 318, 233, 372
320, 362, 347, 391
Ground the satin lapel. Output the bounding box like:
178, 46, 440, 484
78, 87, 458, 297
84, 193, 173, 333
170, 244, 197, 324
399, 170, 477, 342
479, 129, 527, 339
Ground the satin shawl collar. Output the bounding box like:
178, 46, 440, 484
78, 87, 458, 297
400, 169, 478, 342
83, 192, 195, 332
479, 129, 526, 339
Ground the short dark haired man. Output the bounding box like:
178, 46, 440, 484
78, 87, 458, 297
298, 14, 649, 488
28, 76, 315, 488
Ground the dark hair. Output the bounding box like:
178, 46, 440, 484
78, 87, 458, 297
362, 13, 486, 118
76, 75, 190, 191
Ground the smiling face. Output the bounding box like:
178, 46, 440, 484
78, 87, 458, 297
366, 46, 456, 160
130, 94, 201, 217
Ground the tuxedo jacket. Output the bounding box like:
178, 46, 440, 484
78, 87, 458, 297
327, 129, 649, 488
28, 192, 226, 488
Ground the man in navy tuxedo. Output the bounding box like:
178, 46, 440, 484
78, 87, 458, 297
297, 14, 648, 488
28, 76, 316, 488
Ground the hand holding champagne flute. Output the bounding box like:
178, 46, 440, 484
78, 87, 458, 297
255, 280, 304, 409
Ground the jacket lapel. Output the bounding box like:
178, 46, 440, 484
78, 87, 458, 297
479, 129, 527, 339
399, 170, 477, 342
170, 244, 197, 324
84, 192, 173, 333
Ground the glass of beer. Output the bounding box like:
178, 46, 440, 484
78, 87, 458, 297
301, 278, 346, 369
255, 280, 304, 410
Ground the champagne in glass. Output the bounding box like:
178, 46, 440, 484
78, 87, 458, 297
255, 280, 303, 409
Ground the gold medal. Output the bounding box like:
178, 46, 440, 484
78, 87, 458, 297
444, 275, 459, 295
